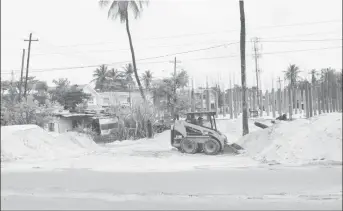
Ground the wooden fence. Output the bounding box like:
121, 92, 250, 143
213, 82, 342, 119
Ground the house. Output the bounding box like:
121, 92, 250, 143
76, 84, 102, 108
47, 84, 101, 108
45, 109, 119, 135
98, 90, 153, 108
48, 83, 153, 111
193, 88, 216, 111
44, 110, 94, 133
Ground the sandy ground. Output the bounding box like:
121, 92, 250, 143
1, 114, 342, 209
1, 167, 342, 210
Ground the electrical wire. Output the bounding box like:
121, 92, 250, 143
33, 19, 342, 49
2, 45, 341, 75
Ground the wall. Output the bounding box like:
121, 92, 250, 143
58, 117, 73, 133
47, 116, 93, 133
82, 85, 99, 107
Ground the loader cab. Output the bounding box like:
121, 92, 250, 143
186, 112, 217, 131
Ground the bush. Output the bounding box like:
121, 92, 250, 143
1, 101, 53, 127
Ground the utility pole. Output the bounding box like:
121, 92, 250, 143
169, 57, 181, 119
18, 49, 26, 102
23, 33, 39, 100
240, 0, 249, 135
252, 37, 262, 109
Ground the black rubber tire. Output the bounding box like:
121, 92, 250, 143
203, 139, 221, 155
180, 139, 198, 154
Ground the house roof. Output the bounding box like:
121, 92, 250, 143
52, 109, 94, 117
59, 113, 94, 118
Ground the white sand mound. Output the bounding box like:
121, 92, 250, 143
237, 113, 342, 165
105, 129, 172, 153
216, 117, 271, 144
1, 125, 99, 162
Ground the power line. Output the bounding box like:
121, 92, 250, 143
262, 31, 342, 40
31, 40, 231, 56
260, 38, 342, 43
2, 45, 341, 75
186, 46, 342, 61
30, 37, 342, 57
33, 19, 342, 49
2, 42, 237, 73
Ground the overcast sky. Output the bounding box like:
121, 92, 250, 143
1, 0, 342, 90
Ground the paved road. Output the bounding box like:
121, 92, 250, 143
1, 166, 342, 210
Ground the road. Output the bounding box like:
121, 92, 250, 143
1, 166, 342, 210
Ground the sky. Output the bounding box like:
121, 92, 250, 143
1, 0, 342, 91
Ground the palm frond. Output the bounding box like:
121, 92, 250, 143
101, 0, 149, 23
129, 1, 140, 19
99, 0, 110, 8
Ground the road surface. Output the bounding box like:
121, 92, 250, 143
1, 166, 342, 210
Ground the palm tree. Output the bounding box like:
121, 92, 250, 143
122, 63, 135, 88
308, 69, 321, 85
106, 68, 125, 90
284, 64, 301, 88
92, 64, 109, 92
142, 70, 153, 91
52, 78, 70, 89
99, 0, 148, 101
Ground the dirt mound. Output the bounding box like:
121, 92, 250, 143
236, 113, 342, 165
1, 125, 99, 162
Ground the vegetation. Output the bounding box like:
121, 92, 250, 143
151, 69, 190, 117
284, 64, 301, 88
92, 64, 136, 92
99, 0, 149, 101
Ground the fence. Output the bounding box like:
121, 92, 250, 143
197, 82, 342, 119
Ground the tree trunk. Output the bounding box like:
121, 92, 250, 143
125, 14, 146, 102
239, 0, 249, 136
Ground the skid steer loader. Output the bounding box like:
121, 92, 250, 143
171, 112, 240, 155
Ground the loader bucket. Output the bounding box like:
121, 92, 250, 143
223, 143, 244, 154
230, 143, 244, 150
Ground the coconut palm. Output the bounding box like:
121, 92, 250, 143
284, 64, 301, 88
309, 69, 320, 85
99, 0, 148, 101
52, 78, 70, 89
122, 63, 135, 88
92, 64, 109, 91
106, 68, 125, 90
142, 70, 153, 91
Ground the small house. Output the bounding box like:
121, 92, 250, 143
45, 110, 94, 133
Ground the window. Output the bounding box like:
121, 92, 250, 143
88, 97, 94, 104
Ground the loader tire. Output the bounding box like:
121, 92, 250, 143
181, 139, 198, 154
203, 138, 221, 155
